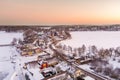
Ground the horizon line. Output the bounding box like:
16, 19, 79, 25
0, 24, 120, 26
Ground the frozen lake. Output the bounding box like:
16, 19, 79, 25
60, 31, 120, 49
0, 31, 23, 80
0, 31, 23, 45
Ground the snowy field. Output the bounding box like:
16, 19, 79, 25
60, 31, 120, 49
0, 31, 23, 45
0, 31, 23, 80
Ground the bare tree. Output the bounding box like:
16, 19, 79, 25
109, 48, 114, 57
91, 45, 98, 54
115, 47, 120, 57
81, 44, 86, 54
98, 48, 105, 58
11, 38, 17, 45
63, 45, 67, 50
103, 64, 113, 76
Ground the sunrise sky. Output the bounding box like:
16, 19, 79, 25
0, 0, 120, 25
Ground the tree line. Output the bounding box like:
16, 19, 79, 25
1, 24, 120, 32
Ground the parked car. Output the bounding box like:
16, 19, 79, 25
41, 67, 56, 77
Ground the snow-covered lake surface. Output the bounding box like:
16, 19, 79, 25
60, 31, 120, 49
0, 31, 23, 80
0, 31, 23, 45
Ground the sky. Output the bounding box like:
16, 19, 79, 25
0, 0, 120, 25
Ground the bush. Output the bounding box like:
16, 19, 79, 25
103, 66, 113, 76
110, 68, 120, 79
95, 66, 103, 73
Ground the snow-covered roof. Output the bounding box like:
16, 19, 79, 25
84, 76, 95, 80
56, 62, 69, 71
29, 68, 44, 80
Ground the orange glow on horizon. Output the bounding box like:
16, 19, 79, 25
0, 0, 120, 25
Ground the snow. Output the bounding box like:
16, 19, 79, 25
10, 72, 17, 80
0, 31, 23, 45
0, 31, 23, 80
79, 64, 91, 70
60, 31, 120, 79
108, 57, 120, 69
29, 68, 44, 80
19, 52, 47, 65
1, 31, 120, 80
84, 76, 95, 80
0, 47, 14, 72
56, 61, 70, 71
60, 31, 120, 49
0, 46, 19, 80
0, 31, 49, 80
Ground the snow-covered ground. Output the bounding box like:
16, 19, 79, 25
1, 31, 120, 80
84, 76, 94, 80
0, 47, 15, 72
108, 57, 120, 69
0, 31, 23, 80
60, 31, 120, 80
60, 31, 120, 49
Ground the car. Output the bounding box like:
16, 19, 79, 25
41, 72, 52, 77
90, 66, 96, 70
41, 71, 56, 77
